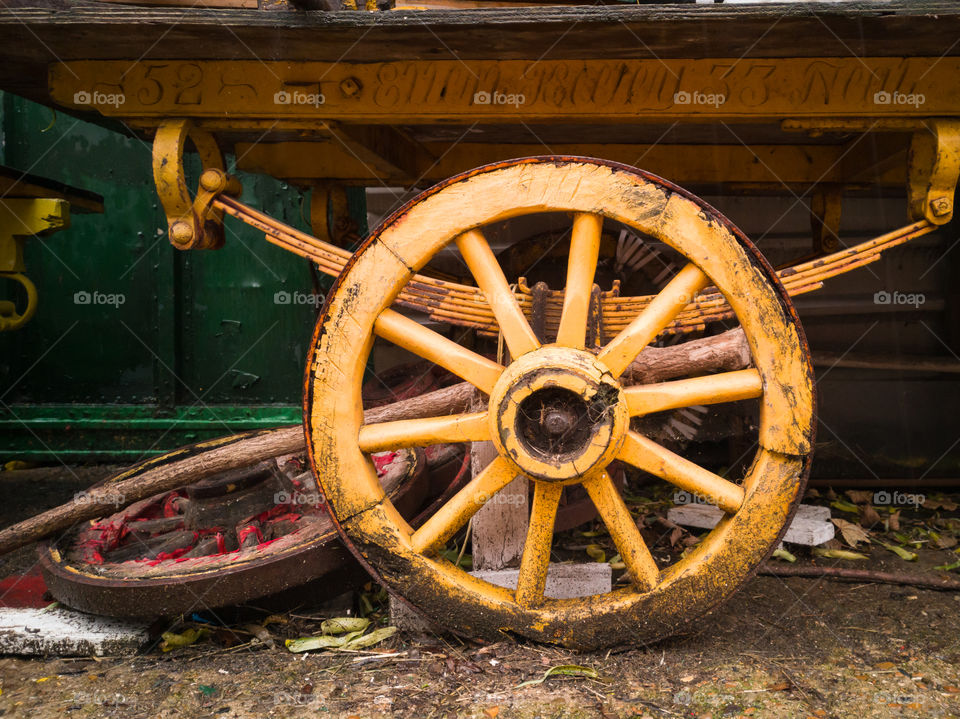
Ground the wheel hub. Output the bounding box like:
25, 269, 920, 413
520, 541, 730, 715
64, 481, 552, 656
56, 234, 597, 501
488, 347, 629, 483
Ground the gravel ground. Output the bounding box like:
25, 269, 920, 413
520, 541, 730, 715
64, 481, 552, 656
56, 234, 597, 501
0, 466, 958, 719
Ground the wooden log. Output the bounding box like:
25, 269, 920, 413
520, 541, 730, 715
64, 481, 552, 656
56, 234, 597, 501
621, 327, 751, 385
0, 328, 749, 557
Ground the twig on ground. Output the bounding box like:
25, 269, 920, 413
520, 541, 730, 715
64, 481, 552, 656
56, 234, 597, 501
759, 564, 960, 591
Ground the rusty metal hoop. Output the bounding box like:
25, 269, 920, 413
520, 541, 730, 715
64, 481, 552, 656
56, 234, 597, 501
305, 157, 815, 649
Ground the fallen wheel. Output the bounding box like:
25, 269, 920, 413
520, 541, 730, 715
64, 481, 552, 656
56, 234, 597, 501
39, 430, 429, 618
305, 157, 815, 649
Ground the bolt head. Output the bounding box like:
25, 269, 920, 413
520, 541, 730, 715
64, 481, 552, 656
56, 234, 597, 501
170, 221, 194, 246
542, 408, 575, 437
200, 169, 225, 193
931, 197, 952, 217
340, 77, 362, 97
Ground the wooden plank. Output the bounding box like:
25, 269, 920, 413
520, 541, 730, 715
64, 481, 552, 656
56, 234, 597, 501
324, 123, 435, 182
234, 140, 907, 188
0, 166, 104, 214
48, 57, 960, 124
97, 0, 258, 7
1, 2, 959, 110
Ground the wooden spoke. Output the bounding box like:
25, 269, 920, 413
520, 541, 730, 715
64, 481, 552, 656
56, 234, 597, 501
359, 412, 490, 453
625, 368, 763, 417
619, 431, 744, 514
598, 263, 710, 377
582, 471, 659, 592
555, 213, 603, 349
456, 229, 540, 358
375, 308, 504, 393
515, 482, 563, 607
410, 456, 516, 555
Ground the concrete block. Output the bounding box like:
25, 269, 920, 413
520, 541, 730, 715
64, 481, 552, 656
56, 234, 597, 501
471, 562, 612, 599
667, 502, 835, 546
390, 563, 613, 634
0, 607, 150, 656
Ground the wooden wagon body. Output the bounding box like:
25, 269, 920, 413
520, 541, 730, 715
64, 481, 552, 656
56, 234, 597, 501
1, 0, 958, 647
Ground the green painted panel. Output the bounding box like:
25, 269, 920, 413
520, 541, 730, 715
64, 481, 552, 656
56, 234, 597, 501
0, 93, 366, 460
0, 404, 301, 459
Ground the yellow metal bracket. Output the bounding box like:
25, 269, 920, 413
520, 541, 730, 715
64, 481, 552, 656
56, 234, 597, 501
908, 120, 960, 225
152, 119, 242, 250
0, 273, 38, 332
309, 183, 361, 250
810, 185, 843, 254
0, 197, 69, 331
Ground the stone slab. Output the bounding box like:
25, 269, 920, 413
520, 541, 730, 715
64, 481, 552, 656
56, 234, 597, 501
0, 607, 150, 656
668, 502, 835, 546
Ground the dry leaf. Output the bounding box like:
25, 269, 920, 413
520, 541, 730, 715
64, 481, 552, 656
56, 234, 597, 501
668, 526, 684, 547
516, 664, 601, 688
484, 707, 501, 718
846, 490, 874, 504
888, 511, 901, 532
860, 504, 882, 527
813, 548, 869, 561
772, 548, 797, 563
831, 518, 871, 548
242, 623, 275, 649
346, 627, 398, 649
585, 545, 606, 563
879, 542, 918, 561
933, 533, 958, 550
321, 617, 370, 635
160, 628, 209, 652
831, 500, 860, 515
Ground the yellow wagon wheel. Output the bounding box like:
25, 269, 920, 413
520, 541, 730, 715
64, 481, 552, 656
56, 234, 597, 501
305, 157, 815, 649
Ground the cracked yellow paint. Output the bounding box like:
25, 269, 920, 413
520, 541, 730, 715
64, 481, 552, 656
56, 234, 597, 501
305, 157, 815, 649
